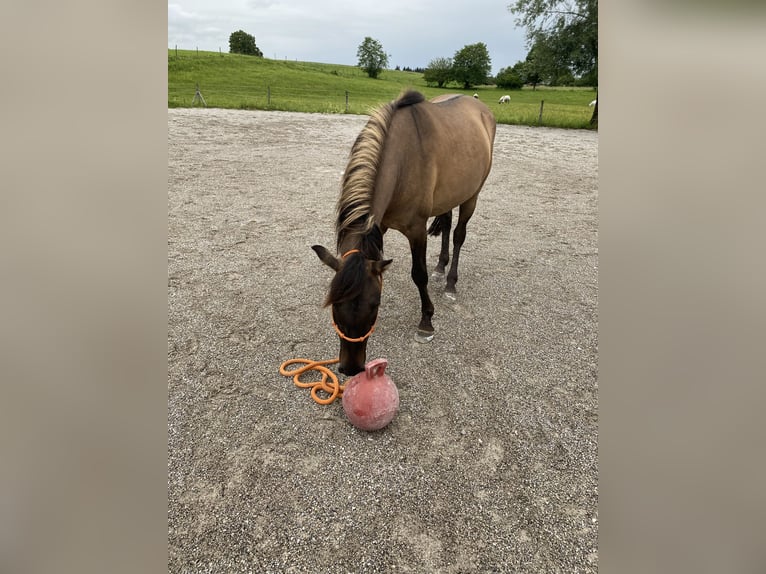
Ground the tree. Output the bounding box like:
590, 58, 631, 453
522, 37, 571, 86
495, 66, 524, 89
451, 43, 492, 89
229, 30, 263, 56
423, 57, 453, 88
522, 42, 552, 89
357, 37, 389, 79
508, 0, 597, 122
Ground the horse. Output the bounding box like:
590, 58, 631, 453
311, 90, 496, 376
498, 95, 511, 104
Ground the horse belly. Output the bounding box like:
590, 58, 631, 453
430, 153, 491, 215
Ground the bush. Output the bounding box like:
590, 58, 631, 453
552, 71, 575, 87
495, 67, 524, 90
574, 69, 598, 87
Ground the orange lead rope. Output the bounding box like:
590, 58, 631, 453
279, 357, 345, 404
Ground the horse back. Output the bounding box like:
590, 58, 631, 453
375, 95, 496, 228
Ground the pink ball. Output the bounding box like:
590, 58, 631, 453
342, 358, 399, 431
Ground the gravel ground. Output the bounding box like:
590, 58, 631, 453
168, 107, 598, 573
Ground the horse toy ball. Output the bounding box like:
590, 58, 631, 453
342, 358, 399, 431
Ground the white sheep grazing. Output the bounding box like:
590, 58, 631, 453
589, 99, 597, 106
498, 95, 511, 104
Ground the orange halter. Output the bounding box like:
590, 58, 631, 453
331, 248, 381, 343
332, 315, 377, 343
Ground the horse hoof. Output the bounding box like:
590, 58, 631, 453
431, 269, 444, 278
414, 330, 435, 343
444, 291, 457, 301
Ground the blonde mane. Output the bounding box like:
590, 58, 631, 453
335, 90, 424, 250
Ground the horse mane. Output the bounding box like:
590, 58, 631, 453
335, 89, 425, 252
326, 90, 424, 307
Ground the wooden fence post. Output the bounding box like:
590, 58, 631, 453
267, 86, 271, 105
345, 91, 349, 112
192, 84, 206, 107
538, 100, 544, 124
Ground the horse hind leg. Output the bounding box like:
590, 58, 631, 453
427, 211, 452, 274
445, 196, 479, 299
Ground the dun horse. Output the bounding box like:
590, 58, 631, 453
312, 90, 496, 375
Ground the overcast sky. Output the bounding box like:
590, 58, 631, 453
168, 0, 529, 76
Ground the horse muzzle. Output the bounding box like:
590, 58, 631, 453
338, 341, 366, 376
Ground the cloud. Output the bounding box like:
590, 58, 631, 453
168, 3, 202, 22
168, 0, 527, 73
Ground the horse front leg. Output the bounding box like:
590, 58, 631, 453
408, 229, 435, 342
446, 196, 478, 298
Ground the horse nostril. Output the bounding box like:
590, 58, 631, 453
339, 363, 363, 376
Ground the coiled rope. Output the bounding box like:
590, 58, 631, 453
278, 357, 344, 405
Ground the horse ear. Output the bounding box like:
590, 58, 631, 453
311, 245, 339, 271
373, 259, 393, 275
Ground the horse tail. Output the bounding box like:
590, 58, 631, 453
427, 213, 449, 237
337, 90, 426, 250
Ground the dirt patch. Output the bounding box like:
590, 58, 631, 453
168, 108, 598, 572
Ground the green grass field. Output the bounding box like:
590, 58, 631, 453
168, 50, 597, 129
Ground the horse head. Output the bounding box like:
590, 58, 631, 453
312, 244, 392, 376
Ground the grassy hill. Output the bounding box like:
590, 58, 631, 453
168, 50, 597, 129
